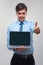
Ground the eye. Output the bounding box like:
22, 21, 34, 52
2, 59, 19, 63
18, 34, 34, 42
18, 13, 21, 15
22, 13, 25, 14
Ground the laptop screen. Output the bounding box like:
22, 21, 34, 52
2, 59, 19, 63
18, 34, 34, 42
10, 32, 30, 46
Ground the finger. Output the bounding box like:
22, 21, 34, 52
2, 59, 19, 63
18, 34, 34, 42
35, 28, 40, 34
35, 27, 39, 29
35, 21, 38, 27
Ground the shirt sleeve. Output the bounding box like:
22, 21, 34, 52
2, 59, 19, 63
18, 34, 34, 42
7, 27, 13, 50
30, 22, 35, 33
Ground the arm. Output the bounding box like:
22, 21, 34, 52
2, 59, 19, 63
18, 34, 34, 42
7, 28, 13, 50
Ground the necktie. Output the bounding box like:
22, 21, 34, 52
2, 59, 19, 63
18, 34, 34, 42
19, 22, 23, 32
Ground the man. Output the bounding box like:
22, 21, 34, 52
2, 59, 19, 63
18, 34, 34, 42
7, 3, 40, 65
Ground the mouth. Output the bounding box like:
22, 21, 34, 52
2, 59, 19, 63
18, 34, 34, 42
20, 17, 25, 19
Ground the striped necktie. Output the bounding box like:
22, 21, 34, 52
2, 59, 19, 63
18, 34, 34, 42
19, 22, 23, 32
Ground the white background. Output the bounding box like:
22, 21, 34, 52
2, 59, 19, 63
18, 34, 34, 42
0, 0, 43, 65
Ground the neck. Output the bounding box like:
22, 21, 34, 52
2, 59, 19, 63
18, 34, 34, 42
18, 19, 25, 22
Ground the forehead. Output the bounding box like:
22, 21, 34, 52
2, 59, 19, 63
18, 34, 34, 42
17, 9, 27, 13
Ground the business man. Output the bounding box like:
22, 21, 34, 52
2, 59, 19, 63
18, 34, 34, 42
7, 3, 40, 65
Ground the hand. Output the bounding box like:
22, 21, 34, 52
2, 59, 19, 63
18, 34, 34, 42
34, 21, 40, 34
13, 46, 27, 51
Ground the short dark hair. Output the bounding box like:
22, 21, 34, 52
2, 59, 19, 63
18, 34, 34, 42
15, 3, 27, 12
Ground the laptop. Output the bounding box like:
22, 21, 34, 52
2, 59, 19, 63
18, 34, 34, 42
9, 31, 30, 48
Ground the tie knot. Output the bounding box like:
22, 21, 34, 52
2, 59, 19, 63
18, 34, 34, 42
20, 22, 23, 25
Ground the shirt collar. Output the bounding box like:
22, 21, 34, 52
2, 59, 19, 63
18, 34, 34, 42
16, 20, 27, 25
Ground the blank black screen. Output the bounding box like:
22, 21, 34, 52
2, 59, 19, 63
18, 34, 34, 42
10, 32, 30, 46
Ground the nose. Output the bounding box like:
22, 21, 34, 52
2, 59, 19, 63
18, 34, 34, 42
20, 14, 23, 17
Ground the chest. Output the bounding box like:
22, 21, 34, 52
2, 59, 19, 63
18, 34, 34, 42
10, 24, 31, 32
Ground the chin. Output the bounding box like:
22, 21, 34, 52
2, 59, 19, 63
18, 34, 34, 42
20, 19, 25, 22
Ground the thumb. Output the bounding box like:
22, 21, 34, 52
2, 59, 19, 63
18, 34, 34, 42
35, 21, 38, 27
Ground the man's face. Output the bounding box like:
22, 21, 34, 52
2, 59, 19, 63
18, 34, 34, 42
16, 9, 27, 22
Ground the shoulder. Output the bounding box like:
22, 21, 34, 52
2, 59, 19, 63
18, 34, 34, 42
8, 21, 18, 28
7, 21, 17, 30
26, 20, 34, 25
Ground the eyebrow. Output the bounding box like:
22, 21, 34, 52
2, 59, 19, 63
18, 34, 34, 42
18, 12, 25, 14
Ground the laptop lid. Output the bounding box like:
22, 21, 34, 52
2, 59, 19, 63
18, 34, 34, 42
9, 31, 30, 48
